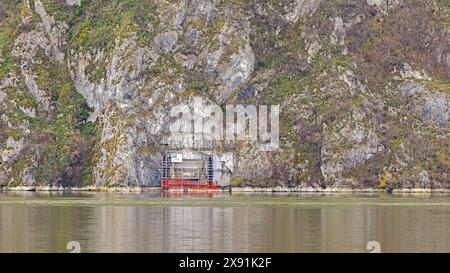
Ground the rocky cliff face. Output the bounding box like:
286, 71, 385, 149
0, 0, 448, 189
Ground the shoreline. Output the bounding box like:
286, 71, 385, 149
1, 185, 450, 194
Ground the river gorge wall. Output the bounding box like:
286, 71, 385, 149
0, 0, 449, 190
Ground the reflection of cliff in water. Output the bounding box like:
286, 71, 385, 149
1, 194, 450, 252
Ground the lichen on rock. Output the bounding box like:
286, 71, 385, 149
0, 0, 448, 189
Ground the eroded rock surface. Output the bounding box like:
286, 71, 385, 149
1, 0, 448, 189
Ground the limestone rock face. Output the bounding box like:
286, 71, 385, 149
0, 0, 448, 188
66, 0, 80, 7
419, 92, 449, 128
401, 82, 449, 128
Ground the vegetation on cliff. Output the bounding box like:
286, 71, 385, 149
0, 0, 448, 189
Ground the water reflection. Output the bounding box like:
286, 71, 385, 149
0, 192, 449, 252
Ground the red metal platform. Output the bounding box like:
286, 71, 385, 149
161, 178, 219, 190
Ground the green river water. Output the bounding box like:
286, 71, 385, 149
0, 192, 449, 252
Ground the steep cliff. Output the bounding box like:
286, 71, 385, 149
0, 0, 448, 189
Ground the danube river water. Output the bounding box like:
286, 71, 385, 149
0, 191, 449, 252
